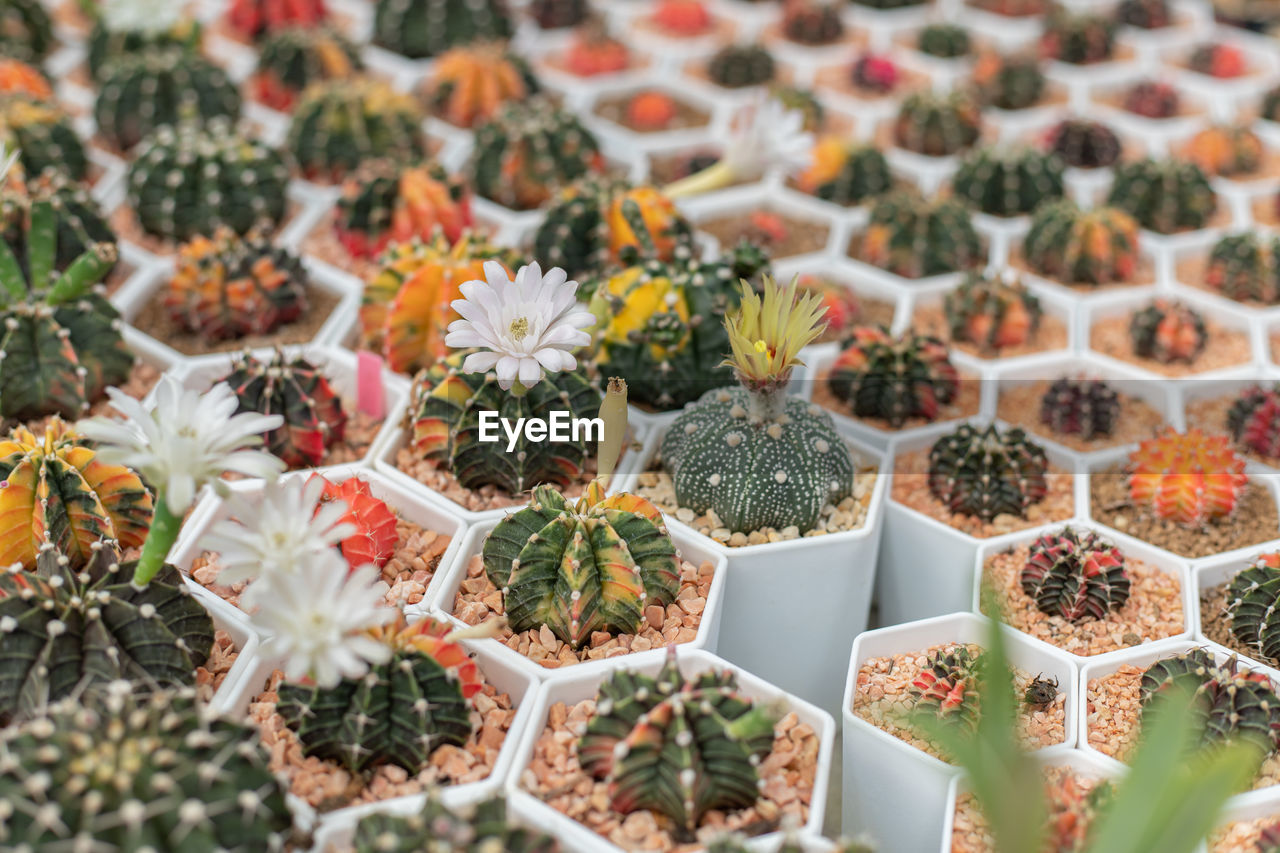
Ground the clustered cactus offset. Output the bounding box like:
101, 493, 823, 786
1039, 378, 1120, 441
1127, 428, 1247, 526
928, 424, 1050, 521
826, 327, 960, 427
1020, 526, 1131, 621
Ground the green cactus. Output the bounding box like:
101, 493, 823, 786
909, 646, 984, 733
1140, 649, 1280, 754
286, 76, 429, 181
0, 0, 54, 61
1203, 232, 1280, 303
860, 190, 984, 278
1022, 199, 1140, 286
943, 270, 1043, 352
826, 327, 960, 427
1263, 86, 1280, 123
127, 120, 289, 242
1106, 158, 1217, 234
0, 199, 131, 421
0, 542, 211, 725
410, 351, 602, 495
928, 423, 1050, 521
1225, 553, 1280, 663
1046, 119, 1120, 169
918, 24, 971, 58
85, 6, 200, 80
1040, 7, 1116, 64
1227, 385, 1280, 459
0, 683, 292, 850
1128, 299, 1208, 364
892, 90, 983, 157
798, 139, 893, 206
1, 167, 115, 274
353, 795, 559, 853
482, 482, 680, 648
578, 650, 780, 831
0, 94, 88, 182
471, 97, 602, 211
970, 52, 1046, 111
93, 48, 241, 153
372, 0, 514, 59
951, 146, 1065, 217
1020, 526, 1131, 621
1039, 378, 1120, 440
706, 43, 776, 88
253, 25, 364, 112
782, 0, 845, 45
1116, 0, 1172, 28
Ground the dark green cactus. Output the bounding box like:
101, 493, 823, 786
1204, 232, 1280, 303
471, 97, 602, 211
892, 90, 983, 157
1141, 649, 1280, 754
411, 351, 602, 495
578, 650, 780, 831
1020, 526, 1130, 621
826, 327, 960, 427
782, 0, 845, 45
93, 48, 242, 153
0, 543, 212, 725
1106, 158, 1217, 234
860, 190, 983, 278
1040, 7, 1116, 64
286, 76, 429, 181
799, 140, 892, 206
1039, 378, 1120, 440
1116, 0, 1172, 28
253, 25, 364, 112
219, 350, 347, 469
1046, 119, 1121, 169
1128, 299, 1208, 364
353, 795, 559, 853
372, 0, 514, 59
917, 24, 971, 58
1022, 199, 1140, 286
482, 482, 680, 648
0, 199, 131, 421
706, 43, 776, 88
951, 146, 1065, 217
928, 424, 1049, 521
530, 0, 588, 28
1, 167, 116, 274
970, 52, 1046, 111
1226, 553, 1280, 663
0, 683, 292, 851
909, 646, 983, 733
1228, 385, 1280, 459
86, 10, 200, 80
127, 119, 289, 242
0, 0, 54, 61
0, 94, 88, 182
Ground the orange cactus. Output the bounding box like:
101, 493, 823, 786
626, 91, 678, 131
334, 161, 473, 260
426, 44, 535, 129
377, 616, 485, 699
1127, 428, 1248, 526
796, 135, 848, 193
564, 20, 631, 76
603, 185, 687, 264
311, 475, 400, 572
652, 0, 713, 35
0, 58, 51, 99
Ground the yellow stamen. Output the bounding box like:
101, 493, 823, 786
509, 317, 530, 341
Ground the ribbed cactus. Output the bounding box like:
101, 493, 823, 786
1204, 232, 1280, 303
1128, 299, 1207, 364
1106, 158, 1217, 234
167, 227, 308, 341
1127, 428, 1247, 526
277, 616, 481, 773
93, 49, 241, 153
1020, 527, 1130, 621
0, 420, 151, 571
0, 94, 88, 182
0, 542, 211, 723
228, 0, 329, 40
826, 327, 960, 427
128, 120, 290, 242
1189, 43, 1247, 78
471, 97, 603, 210
850, 53, 899, 95
970, 52, 1046, 111
783, 0, 845, 45
1226, 553, 1280, 663
372, 0, 514, 59
219, 350, 347, 469
1, 167, 115, 273
944, 271, 1043, 352
532, 176, 691, 278
0, 200, 131, 422
707, 43, 776, 88
910, 646, 983, 733
1022, 199, 1140, 286
795, 137, 892, 206
530, 0, 587, 28
652, 0, 712, 35
286, 77, 428, 181
427, 44, 539, 129
951, 146, 1065, 217
892, 90, 983, 157
1228, 385, 1280, 459
411, 352, 601, 494
252, 25, 362, 112
1185, 125, 1263, 178
353, 795, 559, 853
334, 160, 472, 259
0, 57, 51, 98
313, 474, 400, 572
918, 23, 971, 57
361, 233, 514, 374
85, 2, 199, 80
1039, 378, 1120, 440
928, 424, 1049, 521
1123, 80, 1179, 118
1117, 0, 1171, 27
482, 482, 680, 648
586, 244, 766, 410
0, 0, 53, 61
662, 277, 855, 534
1046, 119, 1120, 169
1039, 8, 1116, 64
578, 650, 780, 831
0, 683, 292, 849
1140, 649, 1280, 753
861, 190, 983, 278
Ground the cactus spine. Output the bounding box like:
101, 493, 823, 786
928, 424, 1050, 521
1039, 378, 1120, 440
1127, 428, 1247, 526
1020, 526, 1131, 621
826, 327, 960, 427
951, 146, 1065, 217
943, 271, 1043, 352
1228, 385, 1280, 459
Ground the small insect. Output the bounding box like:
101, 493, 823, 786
1024, 673, 1060, 710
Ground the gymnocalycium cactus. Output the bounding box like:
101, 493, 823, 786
0, 683, 292, 850
783, 0, 845, 45
482, 481, 680, 648
353, 795, 559, 853
661, 276, 856, 534
471, 97, 603, 211
1022, 199, 1140, 286
1117, 0, 1172, 28
312, 474, 400, 573
0, 94, 88, 182
1128, 299, 1208, 364
252, 25, 363, 112
1106, 158, 1217, 234
1045, 119, 1121, 169
1127, 428, 1247, 526
928, 424, 1050, 522
861, 190, 984, 279
578, 649, 780, 831
1123, 80, 1180, 119
1140, 648, 1280, 754
227, 0, 329, 40
826, 327, 960, 427
372, 0, 514, 60
1204, 232, 1280, 304
1039, 378, 1120, 441
334, 160, 472, 259
1184, 124, 1263, 178
910, 645, 983, 733
706, 43, 776, 88
277, 616, 481, 773
1021, 526, 1131, 621
794, 137, 892, 206
1224, 553, 1280, 663
0, 542, 211, 723
943, 270, 1044, 352
918, 23, 971, 58
1228, 385, 1280, 459
0, 0, 53, 62
1039, 7, 1116, 64
1, 166, 116, 274
427, 43, 539, 129
950, 146, 1065, 217
286, 76, 429, 181
128, 119, 290, 242
893, 89, 983, 156
969, 52, 1046, 111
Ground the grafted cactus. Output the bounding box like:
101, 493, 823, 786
1020, 527, 1130, 621
1039, 378, 1120, 441
353, 795, 559, 853
1225, 552, 1280, 663
312, 474, 400, 573
1127, 428, 1247, 526
910, 646, 983, 733
335, 160, 472, 259
1140, 649, 1280, 754
943, 271, 1043, 352
1228, 384, 1280, 459
928, 424, 1049, 522
1128, 299, 1207, 364
827, 327, 960, 427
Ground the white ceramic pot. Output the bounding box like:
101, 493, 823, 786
1192, 552, 1280, 684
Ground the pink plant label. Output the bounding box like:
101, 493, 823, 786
357, 351, 385, 420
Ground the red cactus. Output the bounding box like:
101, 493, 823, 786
626, 91, 678, 131
851, 53, 899, 94
1190, 43, 1247, 78
311, 474, 400, 572
1127, 428, 1248, 526
381, 617, 485, 699
227, 0, 328, 40
564, 22, 631, 76
652, 0, 713, 35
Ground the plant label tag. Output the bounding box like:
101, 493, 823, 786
357, 351, 385, 419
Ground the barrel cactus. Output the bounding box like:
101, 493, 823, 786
85, 0, 199, 80
353, 795, 559, 853
1022, 199, 1140, 286
1045, 119, 1120, 169
93, 49, 241, 153
228, 0, 329, 40
334, 160, 472, 259
1106, 158, 1217, 233
918, 24, 971, 58
910, 646, 983, 733
482, 481, 680, 648
286, 76, 428, 181
826, 327, 960, 427
1128, 299, 1207, 364
1127, 428, 1247, 526
0, 683, 292, 850
1117, 0, 1172, 27
0, 420, 152, 570
662, 277, 856, 534
893, 90, 983, 157
706, 43, 776, 88
426, 43, 539, 129
928, 424, 1050, 521
1039, 7, 1116, 64
167, 227, 308, 341
0, 542, 212, 723
0, 94, 88, 182
1140, 649, 1280, 753
578, 650, 780, 831
783, 0, 845, 45
943, 270, 1043, 352
1, 166, 115, 273
951, 146, 1065, 217
128, 120, 290, 242
1184, 124, 1264, 178
1228, 385, 1280, 459
1123, 80, 1180, 119
970, 52, 1046, 111
312, 474, 400, 572
252, 25, 363, 112
1020, 526, 1130, 621
0, 0, 53, 61
794, 137, 892, 206
1039, 378, 1120, 441
471, 97, 603, 210
861, 190, 983, 279
372, 0, 514, 59
1222, 552, 1280, 663
1204, 232, 1280, 303
277, 616, 482, 773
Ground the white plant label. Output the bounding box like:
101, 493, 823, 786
477, 410, 604, 452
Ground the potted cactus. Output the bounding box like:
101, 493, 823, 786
1105, 157, 1220, 235
1184, 379, 1280, 468
1196, 550, 1280, 670
1086, 293, 1252, 377
371, 0, 513, 60
793, 136, 893, 207
424, 44, 541, 130
1017, 199, 1149, 290
250, 25, 363, 113
851, 190, 985, 282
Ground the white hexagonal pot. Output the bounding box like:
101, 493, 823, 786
1192, 551, 1280, 683
504, 647, 836, 852
842, 611, 1079, 853
1206, 785, 1280, 853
